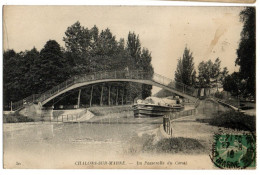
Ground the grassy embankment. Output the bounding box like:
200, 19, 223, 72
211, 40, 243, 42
126, 133, 205, 154
88, 105, 133, 118
129, 110, 255, 154
215, 95, 255, 110
196, 110, 256, 132
3, 113, 34, 123
127, 101, 255, 154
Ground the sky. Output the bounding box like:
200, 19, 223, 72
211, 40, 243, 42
3, 6, 244, 93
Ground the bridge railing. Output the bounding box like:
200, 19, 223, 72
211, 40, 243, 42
37, 70, 150, 103
12, 70, 198, 110
152, 73, 197, 97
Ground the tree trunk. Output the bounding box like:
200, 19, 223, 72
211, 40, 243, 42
77, 89, 81, 108
121, 88, 124, 105
116, 87, 119, 105
10, 101, 12, 111
108, 85, 111, 106
100, 85, 104, 106
89, 85, 94, 107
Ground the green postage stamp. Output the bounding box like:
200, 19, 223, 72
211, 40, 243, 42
211, 134, 256, 169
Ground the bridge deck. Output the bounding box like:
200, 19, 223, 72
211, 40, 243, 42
11, 70, 198, 111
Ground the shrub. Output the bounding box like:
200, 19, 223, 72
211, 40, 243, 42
3, 114, 34, 123
154, 137, 205, 154
197, 110, 255, 132
214, 91, 224, 99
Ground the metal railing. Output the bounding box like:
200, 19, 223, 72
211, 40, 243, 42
152, 73, 197, 97
163, 108, 197, 136
52, 109, 88, 122
209, 97, 240, 111
11, 70, 198, 111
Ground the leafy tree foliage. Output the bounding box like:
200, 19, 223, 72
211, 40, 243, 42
127, 32, 141, 59
37, 40, 67, 92
63, 21, 91, 54
197, 58, 228, 89
3, 49, 19, 108
3, 49, 42, 109
236, 7, 256, 98
220, 67, 229, 85
140, 48, 154, 98
3, 22, 154, 109
223, 72, 246, 96
174, 47, 196, 86
22, 48, 41, 95
126, 32, 154, 99
197, 60, 213, 88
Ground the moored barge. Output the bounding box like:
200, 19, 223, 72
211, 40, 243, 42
133, 97, 184, 117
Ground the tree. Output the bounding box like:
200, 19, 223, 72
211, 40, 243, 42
197, 60, 213, 88
3, 49, 17, 108
219, 67, 229, 86
22, 48, 40, 95
3, 49, 16, 63
125, 32, 142, 101
96, 28, 118, 56
211, 58, 223, 91
63, 21, 92, 76
4, 22, 155, 108
197, 58, 228, 91
63, 21, 91, 54
140, 48, 154, 99
126, 32, 154, 100
127, 32, 141, 69
236, 7, 256, 99
37, 40, 66, 92
223, 72, 244, 96
174, 47, 196, 86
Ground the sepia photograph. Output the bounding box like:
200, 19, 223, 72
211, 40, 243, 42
168, 0, 256, 3
2, 6, 256, 169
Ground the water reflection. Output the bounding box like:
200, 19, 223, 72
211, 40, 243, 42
5, 104, 226, 168
4, 116, 162, 166
197, 99, 231, 117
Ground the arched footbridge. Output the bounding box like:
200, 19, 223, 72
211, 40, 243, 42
11, 70, 199, 111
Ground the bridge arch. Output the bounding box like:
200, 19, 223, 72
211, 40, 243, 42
40, 78, 197, 106
12, 70, 198, 111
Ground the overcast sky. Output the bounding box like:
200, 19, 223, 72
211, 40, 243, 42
3, 6, 244, 93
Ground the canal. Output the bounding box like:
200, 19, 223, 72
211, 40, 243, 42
3, 102, 229, 169
4, 115, 163, 168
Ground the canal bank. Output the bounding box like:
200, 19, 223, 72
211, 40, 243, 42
4, 101, 255, 169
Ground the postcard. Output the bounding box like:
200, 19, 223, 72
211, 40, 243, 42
3, 6, 256, 169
